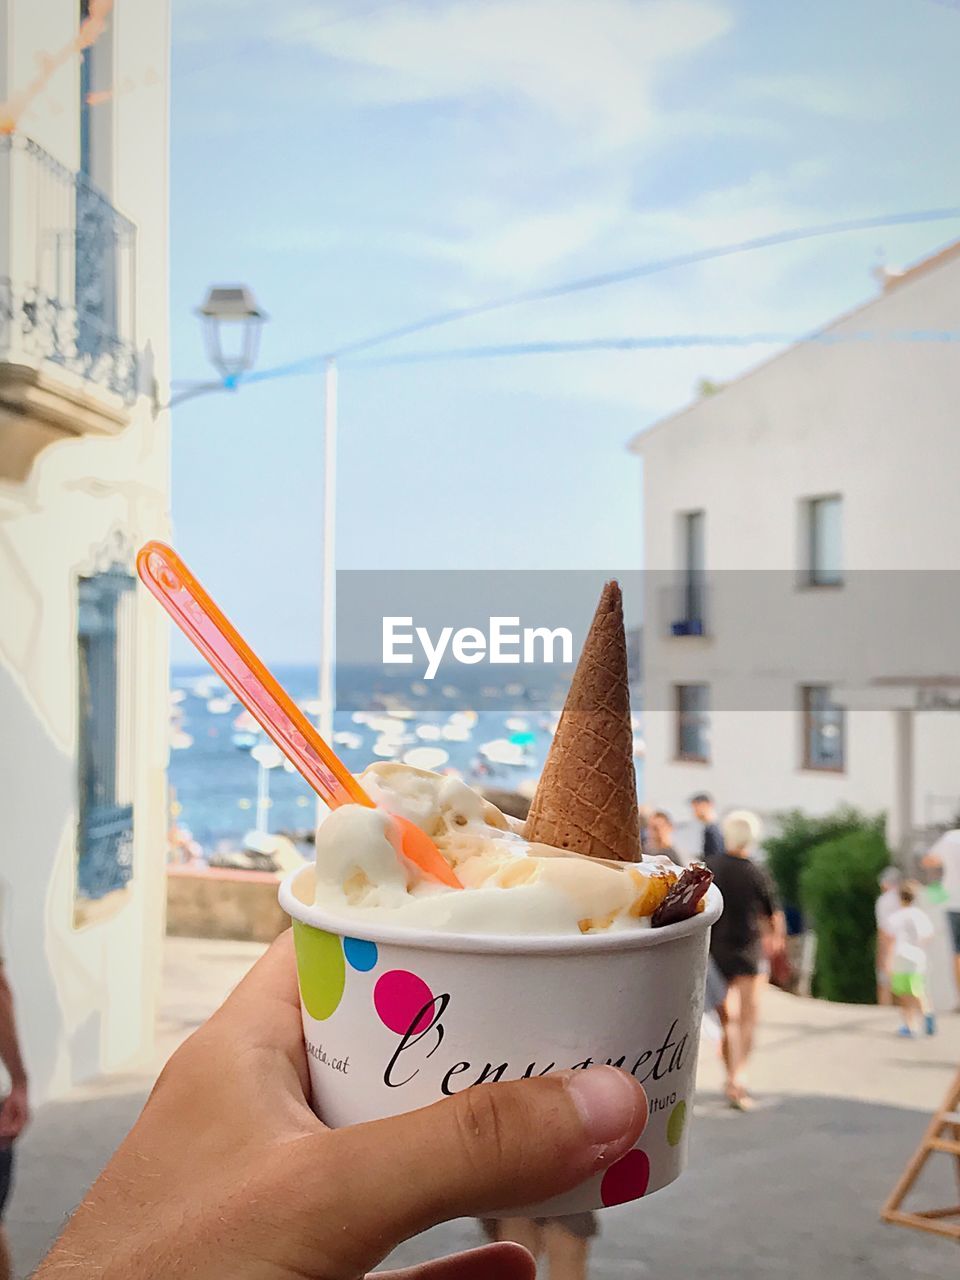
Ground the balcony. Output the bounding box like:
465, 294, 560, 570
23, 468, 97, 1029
0, 135, 138, 478
660, 578, 710, 638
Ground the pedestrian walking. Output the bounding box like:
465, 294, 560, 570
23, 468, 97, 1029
875, 866, 902, 1006
691, 792, 725, 858
649, 809, 679, 862
887, 882, 937, 1038
707, 810, 785, 1110
482, 1214, 597, 1280
921, 829, 960, 1009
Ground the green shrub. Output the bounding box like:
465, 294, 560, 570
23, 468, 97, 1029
765, 807, 885, 909
799, 827, 891, 1003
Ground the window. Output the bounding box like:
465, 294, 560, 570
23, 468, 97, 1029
675, 684, 710, 761
669, 511, 707, 635
682, 510, 705, 624
804, 495, 843, 586
79, 0, 114, 188
78, 0, 118, 360
77, 565, 137, 911
802, 685, 845, 771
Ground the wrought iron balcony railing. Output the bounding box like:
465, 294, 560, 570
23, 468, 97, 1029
0, 134, 138, 402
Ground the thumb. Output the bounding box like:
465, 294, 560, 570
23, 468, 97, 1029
297, 1066, 646, 1277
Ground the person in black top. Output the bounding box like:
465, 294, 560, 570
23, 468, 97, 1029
708, 810, 785, 1111
690, 792, 725, 858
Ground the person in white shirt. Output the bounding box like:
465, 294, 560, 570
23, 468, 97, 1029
874, 866, 902, 1006
887, 882, 936, 1038
922, 828, 960, 1007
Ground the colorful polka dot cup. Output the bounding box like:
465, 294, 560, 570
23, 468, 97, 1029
280, 866, 721, 1217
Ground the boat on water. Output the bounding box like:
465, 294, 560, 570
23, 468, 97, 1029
189, 677, 221, 701
231, 709, 261, 750
381, 699, 415, 720
478, 737, 535, 768
403, 745, 450, 771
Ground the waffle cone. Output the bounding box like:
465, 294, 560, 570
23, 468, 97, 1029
525, 581, 640, 861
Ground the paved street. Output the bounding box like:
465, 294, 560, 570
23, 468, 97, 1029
8, 938, 960, 1277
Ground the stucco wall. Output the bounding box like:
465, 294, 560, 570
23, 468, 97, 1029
0, 0, 171, 1101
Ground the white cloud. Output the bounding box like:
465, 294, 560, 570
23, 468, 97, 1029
736, 73, 899, 122
173, 0, 255, 43
183, 0, 735, 283
178, 0, 882, 296
280, 0, 733, 149
375, 157, 879, 415
380, 155, 837, 293
172, 0, 914, 422
420, 193, 630, 280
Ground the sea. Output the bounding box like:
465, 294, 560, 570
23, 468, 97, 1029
169, 664, 645, 857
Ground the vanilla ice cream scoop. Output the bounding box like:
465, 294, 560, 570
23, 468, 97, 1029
311, 762, 679, 936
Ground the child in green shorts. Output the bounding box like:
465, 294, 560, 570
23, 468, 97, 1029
887, 882, 936, 1037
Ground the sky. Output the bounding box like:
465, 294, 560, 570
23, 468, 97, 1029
168, 0, 960, 662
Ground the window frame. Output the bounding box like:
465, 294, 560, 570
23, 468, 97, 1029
681, 509, 706, 624
675, 682, 711, 763
800, 684, 846, 773
803, 494, 844, 588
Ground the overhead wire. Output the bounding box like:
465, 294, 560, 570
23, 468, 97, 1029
233, 206, 960, 387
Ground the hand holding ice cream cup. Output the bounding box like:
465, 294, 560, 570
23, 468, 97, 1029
281, 581, 721, 1216
137, 548, 720, 1217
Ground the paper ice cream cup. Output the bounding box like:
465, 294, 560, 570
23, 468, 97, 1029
279, 866, 721, 1216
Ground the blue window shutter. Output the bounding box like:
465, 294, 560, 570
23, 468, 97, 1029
77, 565, 136, 900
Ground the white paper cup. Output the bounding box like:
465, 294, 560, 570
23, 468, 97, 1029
279, 866, 722, 1216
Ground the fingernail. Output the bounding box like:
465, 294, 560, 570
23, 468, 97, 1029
565, 1066, 645, 1147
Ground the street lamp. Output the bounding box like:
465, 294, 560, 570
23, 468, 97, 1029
196, 285, 267, 383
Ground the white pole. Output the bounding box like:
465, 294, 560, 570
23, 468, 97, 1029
893, 707, 915, 867
256, 761, 270, 834
319, 357, 337, 748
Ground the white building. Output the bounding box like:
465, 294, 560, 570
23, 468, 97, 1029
0, 1, 171, 1101
630, 242, 960, 856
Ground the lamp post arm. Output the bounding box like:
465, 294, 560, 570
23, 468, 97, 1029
166, 379, 231, 409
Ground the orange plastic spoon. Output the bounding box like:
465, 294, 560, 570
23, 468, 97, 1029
137, 541, 461, 889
